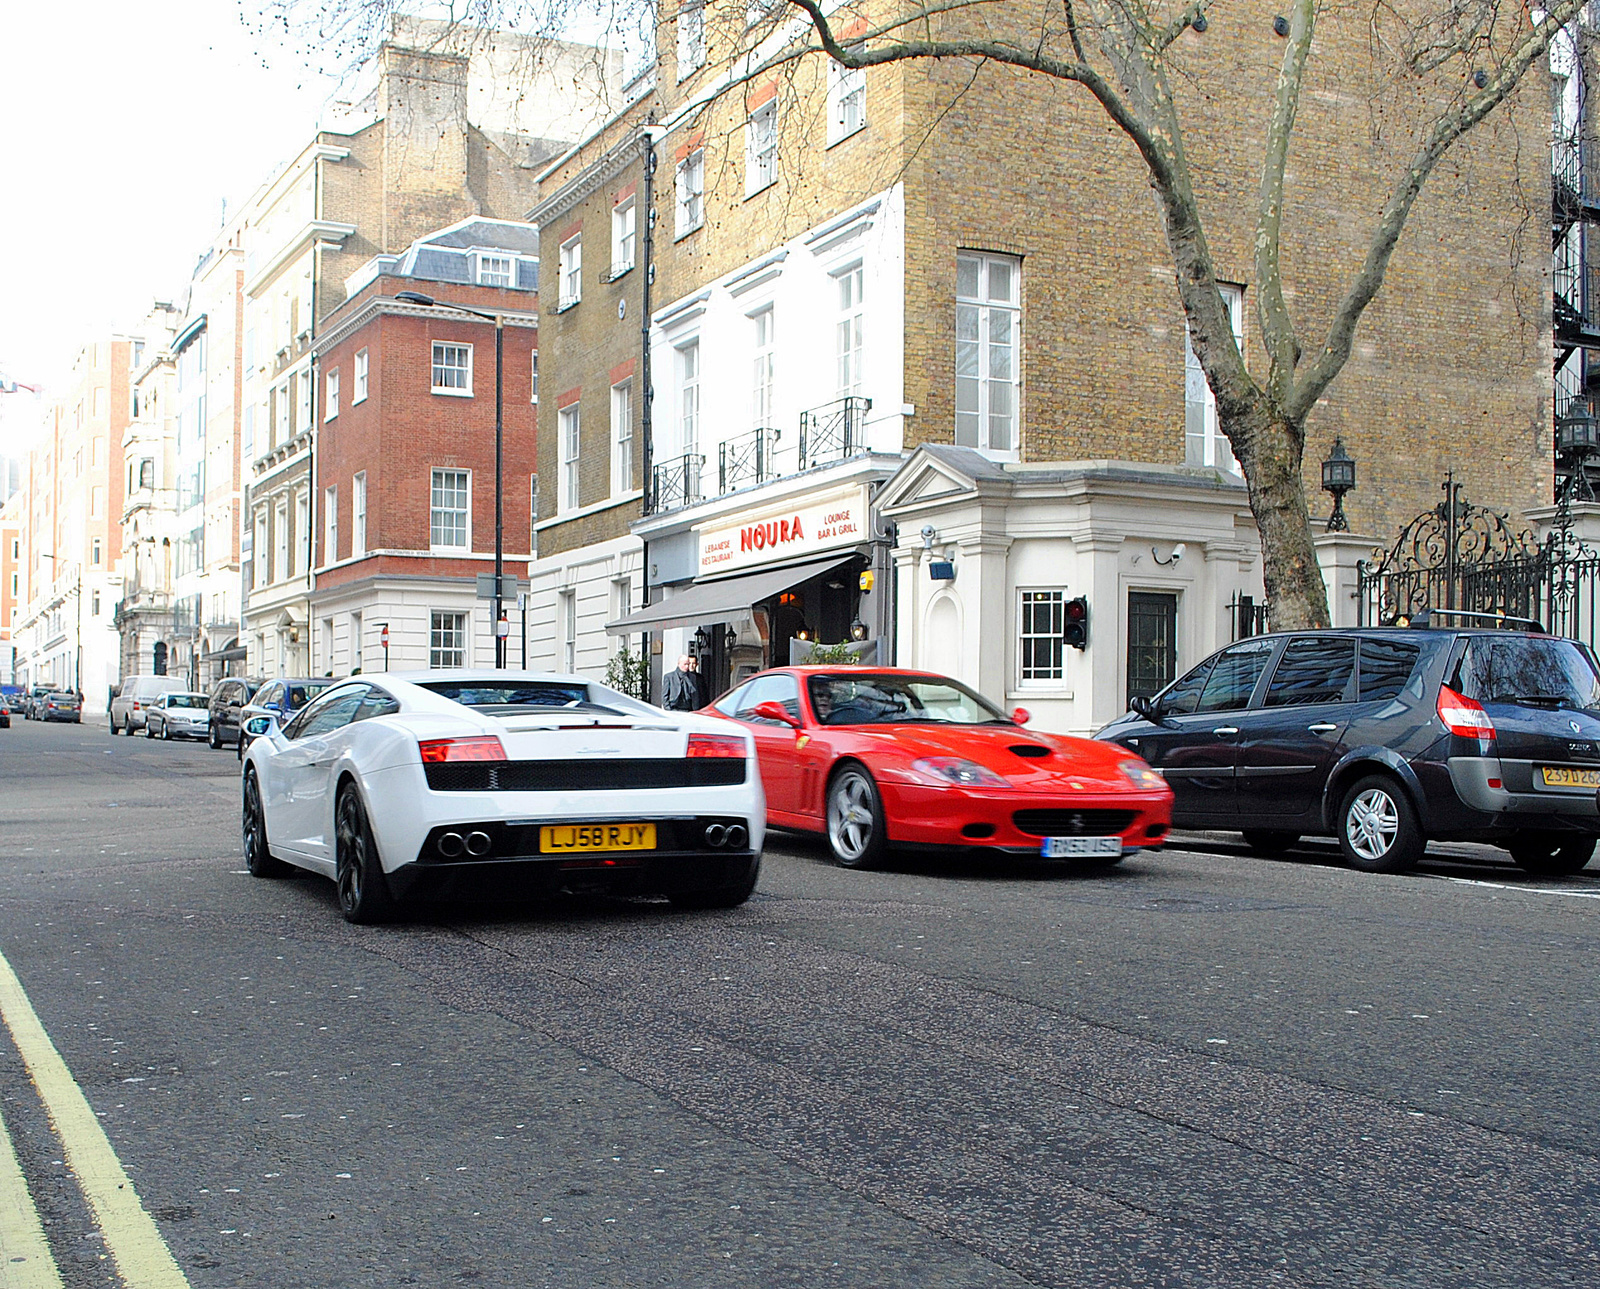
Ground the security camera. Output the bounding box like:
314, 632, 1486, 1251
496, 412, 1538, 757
920, 524, 937, 551
1171, 543, 1186, 562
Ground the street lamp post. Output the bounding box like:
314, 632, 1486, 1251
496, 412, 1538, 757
396, 291, 508, 667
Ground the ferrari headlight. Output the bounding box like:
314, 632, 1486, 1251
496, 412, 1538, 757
912, 757, 1010, 788
1119, 759, 1165, 790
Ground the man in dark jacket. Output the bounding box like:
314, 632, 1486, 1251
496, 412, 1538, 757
661, 654, 705, 711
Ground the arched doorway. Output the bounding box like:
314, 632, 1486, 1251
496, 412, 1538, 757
153, 641, 168, 676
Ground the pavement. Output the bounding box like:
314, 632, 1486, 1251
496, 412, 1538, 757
0, 718, 1597, 1288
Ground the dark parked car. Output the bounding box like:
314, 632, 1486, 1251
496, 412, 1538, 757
236, 677, 341, 759
41, 691, 82, 723
0, 698, 10, 729
22, 685, 52, 720
1097, 613, 1600, 876
207, 676, 262, 750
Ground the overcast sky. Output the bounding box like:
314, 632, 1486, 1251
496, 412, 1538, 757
0, 0, 344, 451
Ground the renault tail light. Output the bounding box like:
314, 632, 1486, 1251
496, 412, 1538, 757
1437, 685, 1495, 743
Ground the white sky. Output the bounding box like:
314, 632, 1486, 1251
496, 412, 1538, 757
0, 0, 345, 451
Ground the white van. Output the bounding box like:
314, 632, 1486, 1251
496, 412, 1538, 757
110, 675, 190, 735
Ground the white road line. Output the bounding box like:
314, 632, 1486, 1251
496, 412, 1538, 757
1426, 874, 1600, 899
0, 949, 190, 1289
0, 1105, 63, 1289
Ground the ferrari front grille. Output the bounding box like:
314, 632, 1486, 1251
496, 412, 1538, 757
424, 758, 747, 792
1012, 809, 1136, 837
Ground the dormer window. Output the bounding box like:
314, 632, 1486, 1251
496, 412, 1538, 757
477, 253, 513, 288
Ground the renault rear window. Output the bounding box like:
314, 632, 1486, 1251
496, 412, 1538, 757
1451, 636, 1600, 710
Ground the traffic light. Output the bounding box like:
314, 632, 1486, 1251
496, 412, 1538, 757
1064, 595, 1089, 650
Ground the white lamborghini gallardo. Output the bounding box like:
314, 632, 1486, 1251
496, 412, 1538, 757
240, 671, 765, 922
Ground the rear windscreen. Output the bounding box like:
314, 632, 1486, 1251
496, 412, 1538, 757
419, 681, 624, 715
1452, 637, 1600, 710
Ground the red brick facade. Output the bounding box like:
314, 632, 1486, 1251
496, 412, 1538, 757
313, 277, 538, 589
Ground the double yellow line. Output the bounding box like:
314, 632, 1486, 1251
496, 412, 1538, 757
0, 948, 189, 1288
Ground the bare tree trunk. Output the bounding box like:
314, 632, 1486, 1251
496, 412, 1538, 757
1227, 402, 1331, 629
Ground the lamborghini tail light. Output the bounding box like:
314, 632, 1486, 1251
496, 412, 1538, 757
686, 733, 746, 758
417, 736, 507, 763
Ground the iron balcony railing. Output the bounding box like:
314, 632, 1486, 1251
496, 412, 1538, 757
650, 452, 705, 514
798, 396, 872, 470
719, 427, 778, 495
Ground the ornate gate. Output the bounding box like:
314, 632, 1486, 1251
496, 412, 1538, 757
1356, 474, 1600, 647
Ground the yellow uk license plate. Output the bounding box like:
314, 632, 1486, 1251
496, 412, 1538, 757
1540, 766, 1600, 788
539, 822, 657, 853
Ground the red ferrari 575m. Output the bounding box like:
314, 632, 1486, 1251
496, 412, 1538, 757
704, 667, 1173, 868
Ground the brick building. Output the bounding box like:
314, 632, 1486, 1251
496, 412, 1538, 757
309, 219, 538, 674
240, 28, 624, 680
12, 332, 138, 698
113, 303, 183, 683
523, 3, 1553, 731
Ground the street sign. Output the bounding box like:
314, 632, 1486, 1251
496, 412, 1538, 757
475, 573, 519, 600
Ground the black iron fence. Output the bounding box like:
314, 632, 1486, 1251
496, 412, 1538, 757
649, 452, 704, 513
1356, 474, 1600, 650
799, 396, 871, 470
718, 427, 777, 495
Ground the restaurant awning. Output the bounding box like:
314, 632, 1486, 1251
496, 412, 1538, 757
605, 555, 855, 636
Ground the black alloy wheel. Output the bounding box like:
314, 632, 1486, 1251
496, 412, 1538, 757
242, 769, 291, 878
334, 785, 395, 924
826, 764, 888, 869
1507, 834, 1597, 878
671, 857, 761, 910
209, 724, 222, 750
1337, 775, 1425, 874
1242, 830, 1301, 856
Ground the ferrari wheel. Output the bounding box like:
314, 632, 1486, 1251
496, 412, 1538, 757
826, 765, 887, 869
335, 785, 395, 924
242, 769, 290, 878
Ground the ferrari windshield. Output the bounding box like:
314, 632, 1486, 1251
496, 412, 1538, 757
806, 673, 1010, 726
419, 680, 628, 715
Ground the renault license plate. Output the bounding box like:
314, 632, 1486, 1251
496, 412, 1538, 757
1041, 836, 1122, 859
539, 822, 657, 853
1540, 766, 1600, 788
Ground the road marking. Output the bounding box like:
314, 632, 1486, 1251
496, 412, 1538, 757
0, 950, 190, 1289
0, 1105, 63, 1289
1427, 874, 1600, 899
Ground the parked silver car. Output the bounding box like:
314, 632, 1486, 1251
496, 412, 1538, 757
110, 676, 190, 734
144, 692, 212, 741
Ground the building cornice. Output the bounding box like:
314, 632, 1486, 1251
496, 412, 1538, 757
246, 220, 358, 297
528, 131, 651, 229
313, 294, 537, 357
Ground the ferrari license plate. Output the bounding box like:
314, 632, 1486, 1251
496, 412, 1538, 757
1041, 836, 1122, 859
1540, 766, 1600, 788
539, 823, 657, 853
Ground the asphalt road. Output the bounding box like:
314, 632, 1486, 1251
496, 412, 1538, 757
0, 717, 1597, 1288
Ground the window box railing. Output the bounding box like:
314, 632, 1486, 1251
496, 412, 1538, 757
798, 396, 872, 470
719, 427, 778, 495
650, 452, 705, 513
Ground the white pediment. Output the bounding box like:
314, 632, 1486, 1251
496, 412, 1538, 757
878, 451, 981, 515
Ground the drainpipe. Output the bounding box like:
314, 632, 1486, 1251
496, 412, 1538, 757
639, 123, 660, 700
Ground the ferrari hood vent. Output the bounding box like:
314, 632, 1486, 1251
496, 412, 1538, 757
1009, 744, 1052, 759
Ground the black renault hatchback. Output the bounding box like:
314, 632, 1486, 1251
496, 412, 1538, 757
1097, 613, 1600, 876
